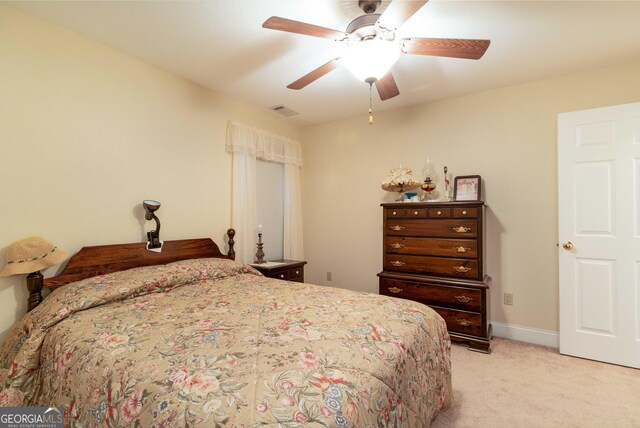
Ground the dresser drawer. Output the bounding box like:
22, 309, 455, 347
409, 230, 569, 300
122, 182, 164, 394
273, 269, 290, 280
453, 208, 478, 218
289, 266, 304, 282
380, 279, 481, 311
272, 266, 305, 281
385, 219, 478, 238
384, 237, 477, 258
428, 208, 451, 218
385, 208, 427, 219
430, 306, 483, 337
406, 208, 427, 218
384, 254, 479, 279
385, 208, 405, 218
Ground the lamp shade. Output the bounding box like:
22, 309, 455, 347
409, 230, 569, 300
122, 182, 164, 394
381, 166, 422, 192
0, 236, 68, 277
341, 39, 401, 82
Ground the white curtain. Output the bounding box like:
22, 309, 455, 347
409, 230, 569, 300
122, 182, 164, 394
229, 152, 257, 263
226, 121, 304, 263
283, 163, 304, 259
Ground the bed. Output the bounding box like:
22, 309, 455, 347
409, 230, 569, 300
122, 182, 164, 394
0, 234, 452, 427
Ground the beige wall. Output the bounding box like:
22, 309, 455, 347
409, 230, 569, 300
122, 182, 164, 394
3, 3, 640, 341
0, 5, 300, 340
301, 60, 640, 333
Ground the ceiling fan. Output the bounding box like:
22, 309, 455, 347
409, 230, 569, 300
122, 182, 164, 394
262, 0, 490, 102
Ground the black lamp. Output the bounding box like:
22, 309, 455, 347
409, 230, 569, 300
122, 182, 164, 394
143, 200, 161, 249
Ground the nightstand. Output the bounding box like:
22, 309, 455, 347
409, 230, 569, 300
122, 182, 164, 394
251, 259, 307, 282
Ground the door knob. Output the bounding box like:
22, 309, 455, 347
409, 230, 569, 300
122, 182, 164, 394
562, 241, 574, 250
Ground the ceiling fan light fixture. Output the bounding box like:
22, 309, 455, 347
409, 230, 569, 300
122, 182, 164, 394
341, 38, 400, 82
263, 0, 489, 104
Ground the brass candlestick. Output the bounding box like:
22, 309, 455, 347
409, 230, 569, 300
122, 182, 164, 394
255, 232, 265, 264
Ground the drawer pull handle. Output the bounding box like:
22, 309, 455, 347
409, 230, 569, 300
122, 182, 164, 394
388, 287, 403, 294
390, 243, 406, 249
414, 211, 419, 215
455, 295, 473, 303
279, 274, 285, 278
454, 246, 471, 254
390, 260, 406, 267
452, 226, 472, 233
392, 211, 397, 215
295, 271, 299, 275
453, 266, 471, 273
437, 211, 442, 215
462, 210, 467, 215
390, 225, 406, 231
456, 319, 473, 327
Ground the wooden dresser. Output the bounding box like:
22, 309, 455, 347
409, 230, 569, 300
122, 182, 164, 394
378, 201, 491, 352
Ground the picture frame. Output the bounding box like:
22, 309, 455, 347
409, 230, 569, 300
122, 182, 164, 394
453, 175, 482, 201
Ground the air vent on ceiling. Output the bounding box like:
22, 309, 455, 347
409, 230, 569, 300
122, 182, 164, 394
270, 104, 299, 117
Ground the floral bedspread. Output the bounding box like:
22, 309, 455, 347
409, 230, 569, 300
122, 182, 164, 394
0, 258, 451, 427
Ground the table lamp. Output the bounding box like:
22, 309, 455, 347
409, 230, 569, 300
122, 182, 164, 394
0, 236, 68, 311
255, 224, 265, 264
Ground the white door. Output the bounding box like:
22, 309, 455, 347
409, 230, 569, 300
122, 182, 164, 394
558, 101, 640, 369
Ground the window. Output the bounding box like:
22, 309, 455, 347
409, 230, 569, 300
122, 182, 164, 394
256, 159, 284, 260
227, 120, 303, 263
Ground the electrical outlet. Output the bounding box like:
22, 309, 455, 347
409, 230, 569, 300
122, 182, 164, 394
326, 272, 332, 281
504, 293, 514, 306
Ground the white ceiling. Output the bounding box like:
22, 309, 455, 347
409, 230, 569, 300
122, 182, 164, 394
9, 1, 640, 126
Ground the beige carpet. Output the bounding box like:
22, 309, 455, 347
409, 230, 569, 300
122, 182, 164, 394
431, 337, 640, 428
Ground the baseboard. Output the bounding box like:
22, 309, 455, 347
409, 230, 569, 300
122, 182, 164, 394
490, 321, 559, 348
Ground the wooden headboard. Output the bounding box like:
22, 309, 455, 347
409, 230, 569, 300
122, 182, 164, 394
26, 229, 236, 311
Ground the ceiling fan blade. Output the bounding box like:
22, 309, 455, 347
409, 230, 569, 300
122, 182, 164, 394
402, 38, 491, 60
263, 16, 347, 40
287, 58, 339, 90
375, 72, 400, 101
377, 0, 429, 30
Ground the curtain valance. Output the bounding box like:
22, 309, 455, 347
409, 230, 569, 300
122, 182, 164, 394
226, 121, 302, 166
